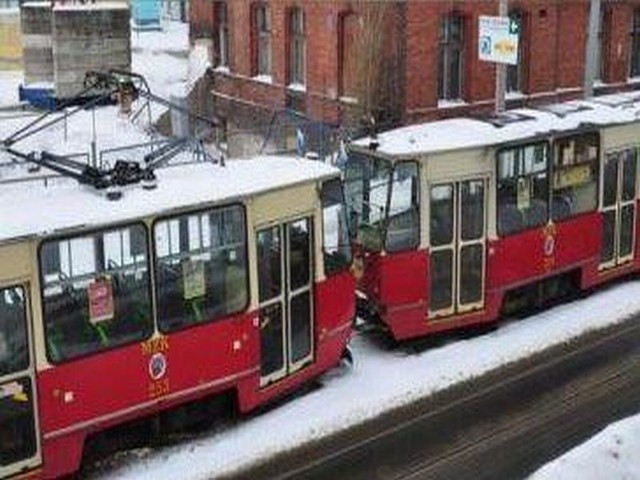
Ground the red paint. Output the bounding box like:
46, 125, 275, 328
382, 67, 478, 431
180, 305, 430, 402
35, 272, 355, 479
194, 1, 639, 144
358, 212, 627, 341
489, 214, 600, 290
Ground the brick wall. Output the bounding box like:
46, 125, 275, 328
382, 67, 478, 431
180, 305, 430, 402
189, 0, 640, 154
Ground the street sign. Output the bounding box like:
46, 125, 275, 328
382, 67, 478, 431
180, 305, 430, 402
478, 15, 519, 65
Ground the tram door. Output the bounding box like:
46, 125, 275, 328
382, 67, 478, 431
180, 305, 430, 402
600, 149, 637, 270
429, 180, 486, 318
0, 284, 41, 478
257, 218, 314, 386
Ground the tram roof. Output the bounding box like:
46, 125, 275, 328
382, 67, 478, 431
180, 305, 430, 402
352, 91, 640, 159
0, 155, 339, 243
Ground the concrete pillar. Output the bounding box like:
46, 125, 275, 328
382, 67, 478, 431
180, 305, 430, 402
21, 2, 54, 85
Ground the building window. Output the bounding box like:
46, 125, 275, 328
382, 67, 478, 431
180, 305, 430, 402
288, 7, 305, 86
254, 3, 272, 76
339, 12, 360, 99
213, 1, 229, 68
595, 4, 610, 82
438, 13, 464, 101
506, 11, 524, 93
631, 9, 640, 78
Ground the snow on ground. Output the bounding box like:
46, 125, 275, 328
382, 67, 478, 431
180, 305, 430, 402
529, 413, 640, 480
92, 281, 640, 480
131, 21, 189, 107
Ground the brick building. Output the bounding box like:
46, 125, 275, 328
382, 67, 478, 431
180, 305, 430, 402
189, 0, 640, 157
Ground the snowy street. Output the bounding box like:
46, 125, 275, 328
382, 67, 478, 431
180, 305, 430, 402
529, 413, 640, 480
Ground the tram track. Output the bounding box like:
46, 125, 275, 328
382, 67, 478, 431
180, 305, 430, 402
393, 347, 639, 480
226, 313, 640, 480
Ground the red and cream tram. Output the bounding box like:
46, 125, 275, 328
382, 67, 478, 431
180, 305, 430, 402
0, 156, 354, 479
345, 91, 640, 341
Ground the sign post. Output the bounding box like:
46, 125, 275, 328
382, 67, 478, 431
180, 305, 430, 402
478, 1, 518, 113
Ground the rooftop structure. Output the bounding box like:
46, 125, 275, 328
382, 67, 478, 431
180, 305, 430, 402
21, 0, 131, 99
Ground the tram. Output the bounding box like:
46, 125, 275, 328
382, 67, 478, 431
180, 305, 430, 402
345, 91, 640, 341
0, 155, 355, 479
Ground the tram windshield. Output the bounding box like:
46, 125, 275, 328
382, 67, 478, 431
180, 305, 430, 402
343, 152, 419, 252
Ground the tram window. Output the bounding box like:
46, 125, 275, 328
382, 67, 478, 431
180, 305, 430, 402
154, 204, 248, 333
0, 286, 28, 376
386, 162, 420, 252
321, 179, 352, 275
621, 149, 638, 202
257, 226, 282, 303
551, 133, 599, 221
289, 219, 311, 291
497, 143, 549, 236
0, 377, 37, 466
430, 184, 454, 247
460, 180, 485, 241
343, 152, 391, 251
40, 225, 153, 363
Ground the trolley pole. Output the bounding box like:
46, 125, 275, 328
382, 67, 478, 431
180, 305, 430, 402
584, 0, 602, 98
495, 0, 508, 113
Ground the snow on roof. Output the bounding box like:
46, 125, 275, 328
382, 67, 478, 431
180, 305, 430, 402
20, 2, 51, 9
53, 1, 129, 11
0, 156, 339, 243
353, 91, 640, 158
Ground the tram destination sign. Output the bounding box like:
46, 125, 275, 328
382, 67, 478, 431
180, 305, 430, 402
478, 15, 519, 65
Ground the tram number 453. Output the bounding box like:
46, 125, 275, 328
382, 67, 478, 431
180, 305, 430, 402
148, 378, 170, 399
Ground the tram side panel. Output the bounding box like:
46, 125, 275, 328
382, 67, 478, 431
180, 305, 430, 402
28, 178, 354, 479
33, 212, 258, 479
363, 250, 429, 341
488, 215, 601, 290
487, 135, 602, 308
